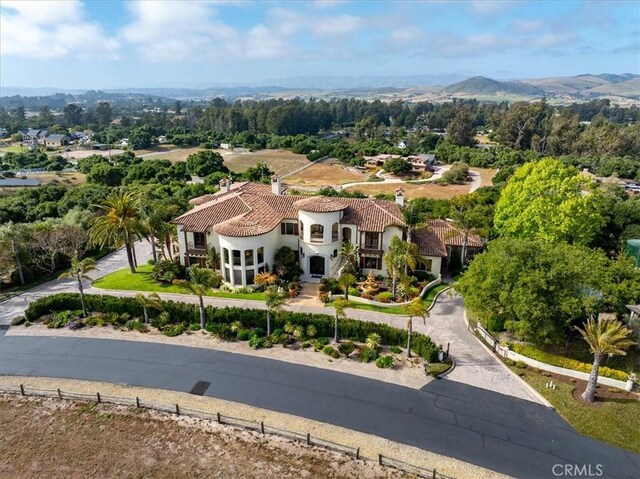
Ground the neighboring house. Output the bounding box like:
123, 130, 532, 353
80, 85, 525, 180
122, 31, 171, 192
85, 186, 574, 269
406, 154, 435, 172
397, 141, 407, 149
21, 129, 68, 148
172, 179, 482, 287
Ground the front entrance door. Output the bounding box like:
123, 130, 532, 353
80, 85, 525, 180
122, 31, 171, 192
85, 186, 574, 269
309, 256, 325, 276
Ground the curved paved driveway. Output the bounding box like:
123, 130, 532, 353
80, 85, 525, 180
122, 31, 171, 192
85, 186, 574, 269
0, 334, 637, 479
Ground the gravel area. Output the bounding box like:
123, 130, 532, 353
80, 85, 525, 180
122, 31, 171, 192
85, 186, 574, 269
7, 325, 429, 389
0, 375, 512, 479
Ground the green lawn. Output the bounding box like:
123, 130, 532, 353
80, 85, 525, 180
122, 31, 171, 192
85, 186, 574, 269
0, 144, 25, 154
513, 366, 640, 454
92, 264, 263, 301
326, 283, 450, 315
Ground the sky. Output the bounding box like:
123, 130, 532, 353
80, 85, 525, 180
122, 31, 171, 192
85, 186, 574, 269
1, 0, 639, 89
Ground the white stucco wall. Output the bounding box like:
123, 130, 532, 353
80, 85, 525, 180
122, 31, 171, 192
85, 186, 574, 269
218, 227, 280, 287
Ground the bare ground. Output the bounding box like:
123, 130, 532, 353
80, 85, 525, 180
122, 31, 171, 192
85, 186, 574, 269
219, 149, 311, 175
0, 395, 409, 479
287, 161, 367, 187
345, 182, 470, 200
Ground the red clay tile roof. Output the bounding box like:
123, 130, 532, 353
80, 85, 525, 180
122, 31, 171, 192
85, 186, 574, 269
294, 196, 347, 213
174, 182, 406, 236
412, 228, 448, 257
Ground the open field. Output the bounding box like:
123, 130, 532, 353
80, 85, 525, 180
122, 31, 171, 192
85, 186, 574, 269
0, 172, 86, 195
511, 365, 640, 453
345, 182, 470, 200
64, 149, 126, 160
286, 161, 367, 187
136, 146, 202, 162
219, 148, 311, 175
0, 395, 406, 479
473, 167, 497, 187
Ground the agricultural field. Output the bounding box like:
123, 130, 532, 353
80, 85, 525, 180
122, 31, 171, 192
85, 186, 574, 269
344, 182, 470, 200
286, 160, 367, 187
220, 148, 311, 176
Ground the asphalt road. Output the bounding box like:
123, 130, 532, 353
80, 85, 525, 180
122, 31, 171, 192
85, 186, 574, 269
0, 334, 637, 479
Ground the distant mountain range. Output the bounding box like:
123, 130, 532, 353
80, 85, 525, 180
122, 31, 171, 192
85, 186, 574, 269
1, 73, 639, 102
443, 74, 640, 98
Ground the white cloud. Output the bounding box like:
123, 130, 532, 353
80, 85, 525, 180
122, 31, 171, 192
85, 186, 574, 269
120, 1, 290, 62
509, 19, 543, 34
469, 0, 517, 15
0, 0, 119, 59
311, 14, 366, 36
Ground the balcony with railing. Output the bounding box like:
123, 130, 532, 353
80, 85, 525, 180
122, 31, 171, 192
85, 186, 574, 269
186, 241, 208, 256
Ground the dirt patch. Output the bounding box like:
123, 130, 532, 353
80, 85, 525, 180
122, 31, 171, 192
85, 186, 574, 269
137, 146, 203, 162
472, 168, 497, 187
219, 149, 310, 175
345, 182, 470, 200
0, 395, 408, 479
64, 149, 125, 159
287, 161, 367, 187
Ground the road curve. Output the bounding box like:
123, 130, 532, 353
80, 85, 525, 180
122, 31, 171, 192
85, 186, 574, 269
0, 334, 637, 479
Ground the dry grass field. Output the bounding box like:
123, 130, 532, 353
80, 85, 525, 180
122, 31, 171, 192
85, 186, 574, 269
473, 167, 498, 187
136, 146, 202, 162
0, 395, 407, 479
220, 148, 311, 175
344, 182, 470, 200
286, 161, 367, 187
0, 172, 86, 195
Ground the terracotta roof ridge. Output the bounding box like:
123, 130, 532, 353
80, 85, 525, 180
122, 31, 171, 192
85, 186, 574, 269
371, 199, 404, 225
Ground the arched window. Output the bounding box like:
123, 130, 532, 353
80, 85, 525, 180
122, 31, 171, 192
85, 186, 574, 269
310, 224, 324, 243
342, 227, 351, 243
332, 223, 339, 242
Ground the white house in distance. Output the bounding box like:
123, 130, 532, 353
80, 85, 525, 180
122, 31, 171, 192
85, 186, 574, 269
172, 178, 481, 287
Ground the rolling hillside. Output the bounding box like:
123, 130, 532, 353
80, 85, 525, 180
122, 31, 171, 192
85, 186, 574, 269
444, 76, 544, 96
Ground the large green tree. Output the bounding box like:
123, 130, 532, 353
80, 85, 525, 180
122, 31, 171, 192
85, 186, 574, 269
186, 150, 229, 177
457, 237, 619, 345
494, 158, 604, 245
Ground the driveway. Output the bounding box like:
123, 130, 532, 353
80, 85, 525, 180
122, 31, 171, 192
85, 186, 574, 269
0, 335, 637, 479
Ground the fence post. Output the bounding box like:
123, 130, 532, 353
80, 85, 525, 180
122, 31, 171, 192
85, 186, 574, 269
175, 404, 180, 415
96, 392, 101, 403
260, 421, 265, 434
306, 433, 311, 445
433, 469, 437, 479
136, 397, 140, 408
57, 388, 62, 399
356, 447, 360, 460
378, 454, 383, 466
20, 384, 24, 396
217, 412, 221, 424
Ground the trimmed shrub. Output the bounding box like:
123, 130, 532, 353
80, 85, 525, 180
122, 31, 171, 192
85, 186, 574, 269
236, 329, 252, 341
249, 335, 271, 349
322, 345, 335, 356
376, 292, 394, 303
163, 324, 185, 337
189, 323, 201, 332
360, 347, 378, 363
390, 346, 402, 354
206, 323, 234, 340
338, 341, 356, 357
152, 260, 185, 284
375, 355, 394, 369
512, 344, 627, 381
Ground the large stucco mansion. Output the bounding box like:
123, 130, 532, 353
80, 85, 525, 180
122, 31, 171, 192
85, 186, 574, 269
172, 177, 482, 287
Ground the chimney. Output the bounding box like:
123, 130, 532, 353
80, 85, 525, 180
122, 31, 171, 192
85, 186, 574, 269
395, 189, 405, 207
219, 178, 231, 193
271, 175, 282, 195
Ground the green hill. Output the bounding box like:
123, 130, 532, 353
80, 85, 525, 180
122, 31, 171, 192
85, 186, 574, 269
444, 76, 544, 96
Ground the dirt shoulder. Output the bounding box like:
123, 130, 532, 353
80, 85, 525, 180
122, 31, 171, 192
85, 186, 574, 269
6, 324, 428, 389
0, 376, 511, 479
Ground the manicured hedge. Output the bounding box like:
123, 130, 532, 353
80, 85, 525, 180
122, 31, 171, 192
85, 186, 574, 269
512, 344, 628, 382
25, 293, 439, 361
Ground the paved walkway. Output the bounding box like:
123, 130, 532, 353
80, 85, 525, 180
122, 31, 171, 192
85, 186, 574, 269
0, 241, 538, 403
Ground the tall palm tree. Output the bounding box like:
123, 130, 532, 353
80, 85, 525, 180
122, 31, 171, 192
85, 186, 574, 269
90, 191, 143, 274
264, 285, 284, 336
58, 257, 97, 318
332, 297, 348, 343
576, 316, 634, 403
385, 236, 425, 299
449, 196, 490, 265
402, 203, 426, 244
338, 272, 356, 300
135, 292, 163, 324
338, 242, 359, 273
173, 265, 218, 330
402, 299, 429, 359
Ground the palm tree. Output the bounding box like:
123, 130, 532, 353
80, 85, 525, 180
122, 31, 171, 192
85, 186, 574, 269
172, 265, 218, 330
402, 203, 426, 243
135, 292, 163, 324
576, 316, 634, 403
90, 191, 143, 274
402, 299, 429, 359
339, 242, 359, 273
338, 272, 356, 300
254, 271, 278, 290
264, 285, 284, 336
449, 196, 490, 265
58, 257, 97, 318
385, 236, 425, 299
332, 297, 348, 343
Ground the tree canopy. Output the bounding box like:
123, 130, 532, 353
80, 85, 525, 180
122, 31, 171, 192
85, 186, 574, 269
494, 158, 604, 245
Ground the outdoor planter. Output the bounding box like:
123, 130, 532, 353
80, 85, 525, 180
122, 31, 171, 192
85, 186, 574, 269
626, 379, 635, 392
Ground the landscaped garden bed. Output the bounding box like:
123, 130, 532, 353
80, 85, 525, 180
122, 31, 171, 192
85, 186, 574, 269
20, 293, 442, 364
